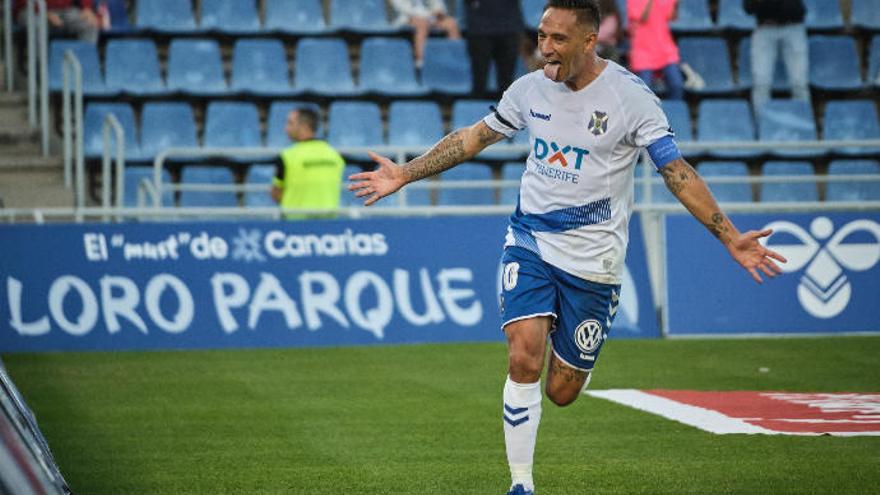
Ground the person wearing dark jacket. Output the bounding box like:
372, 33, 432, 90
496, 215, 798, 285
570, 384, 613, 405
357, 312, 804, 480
465, 0, 525, 98
15, 0, 100, 42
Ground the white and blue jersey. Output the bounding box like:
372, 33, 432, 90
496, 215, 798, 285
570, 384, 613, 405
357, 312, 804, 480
484, 60, 679, 285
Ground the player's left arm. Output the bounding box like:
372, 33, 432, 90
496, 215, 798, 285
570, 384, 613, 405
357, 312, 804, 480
660, 157, 787, 283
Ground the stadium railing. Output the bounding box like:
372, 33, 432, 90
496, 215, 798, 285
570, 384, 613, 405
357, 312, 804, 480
3, 0, 13, 92
22, 0, 49, 156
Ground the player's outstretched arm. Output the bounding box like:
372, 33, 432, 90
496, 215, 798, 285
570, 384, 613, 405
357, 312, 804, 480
660, 158, 787, 283
348, 121, 505, 206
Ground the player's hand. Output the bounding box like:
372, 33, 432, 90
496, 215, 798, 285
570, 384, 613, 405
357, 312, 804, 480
727, 229, 787, 284
347, 151, 408, 207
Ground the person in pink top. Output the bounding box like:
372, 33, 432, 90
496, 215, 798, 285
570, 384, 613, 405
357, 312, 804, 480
627, 0, 683, 99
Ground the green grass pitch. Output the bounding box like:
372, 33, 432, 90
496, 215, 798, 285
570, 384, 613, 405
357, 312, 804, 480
3, 336, 880, 494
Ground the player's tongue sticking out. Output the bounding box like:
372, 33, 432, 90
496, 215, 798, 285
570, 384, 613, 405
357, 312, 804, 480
543, 62, 561, 81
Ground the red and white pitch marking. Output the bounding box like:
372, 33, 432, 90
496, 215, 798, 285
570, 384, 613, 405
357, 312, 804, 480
586, 390, 880, 436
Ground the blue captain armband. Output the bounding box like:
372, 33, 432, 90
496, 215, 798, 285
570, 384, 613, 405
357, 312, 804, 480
646, 135, 682, 169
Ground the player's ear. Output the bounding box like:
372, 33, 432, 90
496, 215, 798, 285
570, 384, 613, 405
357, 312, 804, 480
583, 31, 598, 53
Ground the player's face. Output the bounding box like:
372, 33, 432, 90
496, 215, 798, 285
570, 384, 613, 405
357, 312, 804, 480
537, 8, 597, 86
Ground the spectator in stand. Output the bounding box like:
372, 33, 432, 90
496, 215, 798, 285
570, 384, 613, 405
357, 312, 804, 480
14, 0, 100, 43
744, 0, 809, 110
597, 0, 623, 63
390, 0, 461, 70
627, 0, 683, 99
465, 0, 525, 98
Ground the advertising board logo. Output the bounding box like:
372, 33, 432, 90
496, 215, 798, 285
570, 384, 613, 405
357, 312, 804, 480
762, 217, 880, 318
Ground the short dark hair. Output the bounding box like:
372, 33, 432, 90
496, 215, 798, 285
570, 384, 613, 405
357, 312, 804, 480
295, 107, 319, 132
544, 0, 602, 32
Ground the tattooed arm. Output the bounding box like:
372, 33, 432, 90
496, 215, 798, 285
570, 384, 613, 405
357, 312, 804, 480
660, 158, 787, 283
348, 121, 505, 206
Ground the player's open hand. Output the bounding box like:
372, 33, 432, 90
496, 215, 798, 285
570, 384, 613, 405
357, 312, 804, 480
347, 152, 408, 206
728, 229, 787, 284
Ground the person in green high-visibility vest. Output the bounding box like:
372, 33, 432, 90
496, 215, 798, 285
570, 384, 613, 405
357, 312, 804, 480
271, 108, 345, 220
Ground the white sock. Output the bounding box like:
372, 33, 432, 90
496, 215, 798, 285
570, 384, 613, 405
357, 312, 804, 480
503, 375, 542, 491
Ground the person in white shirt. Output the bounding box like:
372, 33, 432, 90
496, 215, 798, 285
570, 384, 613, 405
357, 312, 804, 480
389, 0, 461, 68
350, 1, 786, 494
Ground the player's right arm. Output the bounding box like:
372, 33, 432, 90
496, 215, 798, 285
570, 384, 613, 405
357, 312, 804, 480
348, 121, 505, 206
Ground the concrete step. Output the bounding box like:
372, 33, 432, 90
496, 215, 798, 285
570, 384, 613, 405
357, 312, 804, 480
0, 169, 75, 209
0, 154, 62, 171
0, 92, 28, 107
0, 124, 40, 146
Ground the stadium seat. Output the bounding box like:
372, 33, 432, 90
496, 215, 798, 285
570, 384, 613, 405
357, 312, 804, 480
422, 39, 472, 95
48, 40, 108, 95
826, 160, 880, 202
104, 0, 132, 33
500, 162, 524, 206
83, 103, 141, 160
327, 101, 383, 161
135, 0, 198, 33
166, 39, 228, 95
695, 161, 753, 202
716, 0, 755, 30
387, 101, 444, 154
140, 102, 199, 161
438, 162, 495, 205
104, 39, 166, 96
852, 0, 880, 31
737, 38, 790, 90
266, 101, 324, 148
759, 161, 818, 202
359, 38, 426, 96
204, 102, 263, 156
809, 36, 863, 90
200, 0, 260, 34
179, 166, 239, 207
123, 166, 173, 207
265, 0, 327, 34
803, 0, 844, 30
521, 0, 543, 30
329, 0, 398, 34
869, 36, 880, 87
697, 99, 759, 158
822, 100, 880, 156
662, 100, 694, 157
670, 0, 713, 32
339, 164, 365, 208
677, 37, 736, 93
244, 164, 278, 207
452, 100, 527, 160
231, 39, 293, 96
294, 38, 359, 96
757, 99, 822, 157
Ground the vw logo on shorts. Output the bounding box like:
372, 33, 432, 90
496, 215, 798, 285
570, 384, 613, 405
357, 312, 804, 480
574, 319, 603, 354
502, 262, 520, 291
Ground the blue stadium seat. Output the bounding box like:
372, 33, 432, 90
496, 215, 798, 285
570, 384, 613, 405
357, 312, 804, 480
166, 39, 227, 95
803, 0, 844, 30
204, 102, 263, 154
677, 37, 736, 93
123, 167, 173, 207
84, 103, 141, 160
869, 36, 880, 88
387, 101, 444, 154
327, 101, 383, 161
265, 0, 327, 34
452, 100, 527, 160
500, 162, 523, 206
104, 0, 132, 33
179, 166, 239, 207
695, 161, 753, 202
662, 100, 694, 157
359, 38, 426, 95
200, 0, 260, 34
244, 164, 278, 207
339, 165, 365, 208
757, 100, 822, 157
266, 101, 323, 148
716, 0, 755, 30
294, 38, 359, 96
422, 39, 472, 95
438, 162, 495, 205
809, 36, 863, 90
48, 40, 108, 95
521, 0, 543, 30
822, 100, 880, 156
105, 39, 166, 96
737, 38, 789, 90
140, 102, 198, 161
671, 0, 713, 32
697, 99, 758, 158
759, 161, 818, 202
826, 160, 880, 202
231, 39, 293, 96
852, 0, 880, 31
329, 0, 398, 33
135, 0, 197, 33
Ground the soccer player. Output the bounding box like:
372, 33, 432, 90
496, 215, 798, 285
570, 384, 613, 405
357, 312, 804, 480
349, 1, 786, 493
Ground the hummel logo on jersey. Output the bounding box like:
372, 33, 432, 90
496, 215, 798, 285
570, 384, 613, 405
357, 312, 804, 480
533, 137, 589, 170
529, 109, 551, 121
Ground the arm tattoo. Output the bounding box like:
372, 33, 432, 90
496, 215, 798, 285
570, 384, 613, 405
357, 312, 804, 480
703, 212, 732, 243
476, 123, 504, 148
660, 160, 696, 196
403, 130, 467, 182
551, 359, 588, 383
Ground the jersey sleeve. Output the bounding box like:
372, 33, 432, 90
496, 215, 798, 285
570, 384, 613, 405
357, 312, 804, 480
482, 75, 528, 138
627, 92, 681, 168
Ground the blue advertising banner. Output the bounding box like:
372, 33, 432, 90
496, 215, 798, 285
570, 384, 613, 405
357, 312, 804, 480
0, 215, 658, 352
665, 213, 880, 335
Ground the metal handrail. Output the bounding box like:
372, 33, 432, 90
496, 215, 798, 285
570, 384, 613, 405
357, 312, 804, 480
61, 50, 82, 202
25, 0, 47, 155
3, 0, 12, 92
101, 114, 124, 222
